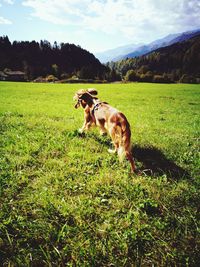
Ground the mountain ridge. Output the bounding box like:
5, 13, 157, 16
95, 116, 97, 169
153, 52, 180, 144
95, 29, 200, 63
95, 43, 143, 63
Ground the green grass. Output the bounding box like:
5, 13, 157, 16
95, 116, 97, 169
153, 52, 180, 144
0, 81, 199, 266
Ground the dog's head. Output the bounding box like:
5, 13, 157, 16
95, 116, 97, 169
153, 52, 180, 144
73, 88, 98, 109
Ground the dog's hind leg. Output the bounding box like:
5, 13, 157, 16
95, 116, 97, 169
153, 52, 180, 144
108, 125, 119, 154
100, 127, 107, 136
108, 147, 117, 154
125, 150, 136, 173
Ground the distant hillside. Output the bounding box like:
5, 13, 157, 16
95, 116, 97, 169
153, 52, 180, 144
112, 33, 180, 61
120, 29, 200, 60
108, 35, 200, 83
96, 29, 200, 63
0, 36, 108, 81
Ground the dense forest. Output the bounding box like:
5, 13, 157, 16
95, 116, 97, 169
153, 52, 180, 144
0, 36, 110, 81
108, 35, 200, 83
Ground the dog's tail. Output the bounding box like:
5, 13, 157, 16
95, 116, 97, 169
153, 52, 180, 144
117, 113, 132, 162
110, 112, 135, 172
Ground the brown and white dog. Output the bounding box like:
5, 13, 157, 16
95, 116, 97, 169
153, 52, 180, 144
73, 88, 136, 173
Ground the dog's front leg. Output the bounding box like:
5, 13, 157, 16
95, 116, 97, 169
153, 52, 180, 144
79, 121, 92, 133
79, 111, 94, 133
78, 124, 86, 133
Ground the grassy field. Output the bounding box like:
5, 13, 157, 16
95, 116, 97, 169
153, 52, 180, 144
0, 81, 199, 266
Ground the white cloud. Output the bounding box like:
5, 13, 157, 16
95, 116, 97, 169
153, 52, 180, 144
22, 0, 88, 25
0, 0, 14, 24
2, 0, 14, 4
22, 0, 200, 43
0, 15, 12, 24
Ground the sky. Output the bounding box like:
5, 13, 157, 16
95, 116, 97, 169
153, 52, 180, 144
0, 0, 200, 53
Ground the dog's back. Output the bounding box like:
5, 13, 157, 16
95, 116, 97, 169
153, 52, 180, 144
94, 103, 134, 169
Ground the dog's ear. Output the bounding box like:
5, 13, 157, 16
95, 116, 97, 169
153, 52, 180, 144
80, 92, 93, 107
87, 88, 98, 96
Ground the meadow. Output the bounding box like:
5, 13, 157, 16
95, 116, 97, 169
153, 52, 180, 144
0, 81, 199, 266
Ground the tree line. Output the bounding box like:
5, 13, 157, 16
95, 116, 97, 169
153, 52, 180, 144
1, 35, 199, 83
0, 36, 116, 81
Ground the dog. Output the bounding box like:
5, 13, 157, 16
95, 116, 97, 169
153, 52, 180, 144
73, 88, 136, 173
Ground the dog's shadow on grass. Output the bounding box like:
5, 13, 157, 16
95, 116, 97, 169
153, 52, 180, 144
93, 134, 190, 179
132, 145, 189, 180
71, 130, 189, 179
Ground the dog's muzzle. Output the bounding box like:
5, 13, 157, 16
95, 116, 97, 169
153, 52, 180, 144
74, 99, 81, 109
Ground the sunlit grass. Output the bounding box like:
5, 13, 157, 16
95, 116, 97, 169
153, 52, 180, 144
0, 82, 199, 266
